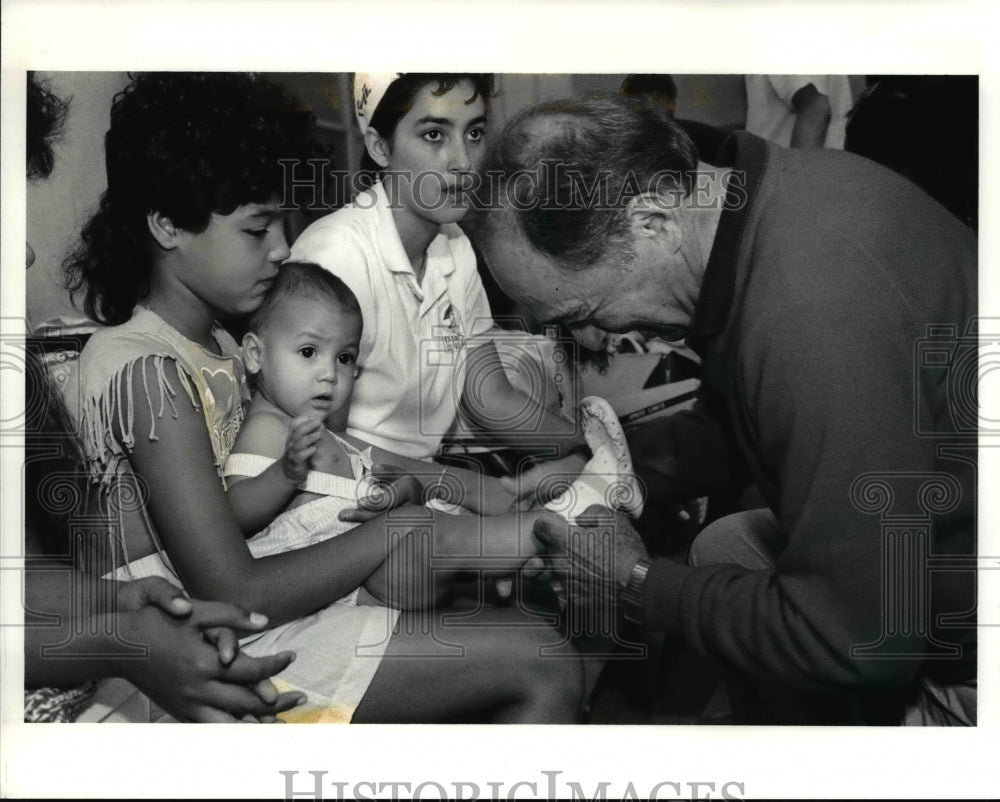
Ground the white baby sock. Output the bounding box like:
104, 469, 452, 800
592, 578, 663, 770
544, 396, 644, 524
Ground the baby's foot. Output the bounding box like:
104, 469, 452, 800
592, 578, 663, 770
543, 396, 644, 524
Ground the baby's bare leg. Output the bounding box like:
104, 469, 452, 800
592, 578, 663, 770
364, 508, 546, 610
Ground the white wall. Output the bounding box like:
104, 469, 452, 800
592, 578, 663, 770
491, 73, 575, 127
26, 71, 128, 333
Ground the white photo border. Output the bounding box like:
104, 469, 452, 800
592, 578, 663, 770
2, 0, 997, 798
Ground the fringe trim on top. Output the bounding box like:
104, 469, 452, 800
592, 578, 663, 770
77, 354, 244, 493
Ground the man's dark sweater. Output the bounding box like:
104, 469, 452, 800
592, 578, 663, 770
633, 133, 977, 719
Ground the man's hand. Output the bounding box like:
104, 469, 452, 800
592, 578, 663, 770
339, 463, 424, 523
281, 416, 323, 485
531, 506, 649, 609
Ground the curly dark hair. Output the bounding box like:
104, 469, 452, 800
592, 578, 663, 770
27, 72, 70, 180
356, 73, 495, 185
65, 72, 317, 325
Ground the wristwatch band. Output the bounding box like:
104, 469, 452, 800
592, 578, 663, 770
620, 557, 651, 625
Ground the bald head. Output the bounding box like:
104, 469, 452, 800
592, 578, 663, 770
469, 93, 697, 272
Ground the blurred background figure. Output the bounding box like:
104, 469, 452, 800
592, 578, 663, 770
744, 75, 853, 149
620, 73, 729, 165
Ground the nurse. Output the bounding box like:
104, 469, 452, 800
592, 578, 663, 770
291, 73, 584, 462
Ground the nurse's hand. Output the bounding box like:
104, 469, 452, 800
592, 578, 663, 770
338, 463, 424, 523
499, 453, 588, 507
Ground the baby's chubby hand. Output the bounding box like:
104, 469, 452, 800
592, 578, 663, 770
281, 416, 323, 485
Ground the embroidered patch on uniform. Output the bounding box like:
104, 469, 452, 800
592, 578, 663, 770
439, 303, 466, 352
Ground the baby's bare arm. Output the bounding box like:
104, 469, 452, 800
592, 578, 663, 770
226, 413, 321, 534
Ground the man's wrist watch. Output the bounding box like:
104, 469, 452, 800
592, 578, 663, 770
620, 557, 652, 625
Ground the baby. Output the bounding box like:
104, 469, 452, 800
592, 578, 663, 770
225, 262, 644, 610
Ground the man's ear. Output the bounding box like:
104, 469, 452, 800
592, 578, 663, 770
625, 193, 683, 253
242, 332, 264, 375
147, 211, 181, 250
363, 127, 392, 169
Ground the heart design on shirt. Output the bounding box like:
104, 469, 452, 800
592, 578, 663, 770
198, 363, 244, 417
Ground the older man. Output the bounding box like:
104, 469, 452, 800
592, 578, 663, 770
471, 94, 977, 724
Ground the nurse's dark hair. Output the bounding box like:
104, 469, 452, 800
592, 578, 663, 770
355, 73, 495, 185
64, 72, 316, 325
27, 72, 70, 180
248, 262, 362, 336
469, 93, 697, 271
